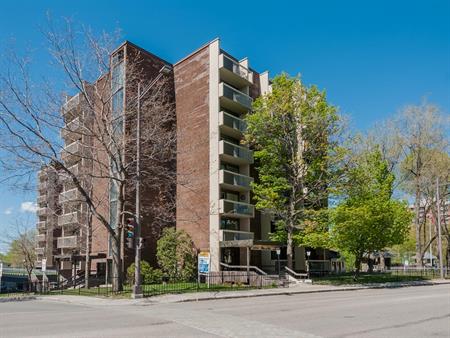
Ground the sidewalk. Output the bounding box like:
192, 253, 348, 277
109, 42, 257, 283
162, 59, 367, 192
30, 279, 450, 306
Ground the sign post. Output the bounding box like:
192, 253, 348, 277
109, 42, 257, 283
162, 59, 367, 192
198, 252, 210, 287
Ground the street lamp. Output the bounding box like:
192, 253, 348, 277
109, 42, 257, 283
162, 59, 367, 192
276, 248, 281, 279
306, 250, 311, 280
132, 64, 173, 299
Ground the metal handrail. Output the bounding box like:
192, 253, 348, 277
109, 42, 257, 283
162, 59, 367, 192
285, 266, 308, 279
220, 262, 267, 276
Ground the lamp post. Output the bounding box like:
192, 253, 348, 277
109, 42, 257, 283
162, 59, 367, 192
276, 248, 281, 279
132, 64, 172, 299
306, 250, 311, 280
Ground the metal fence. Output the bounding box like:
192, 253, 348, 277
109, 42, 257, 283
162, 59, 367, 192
388, 267, 449, 278
1, 271, 289, 298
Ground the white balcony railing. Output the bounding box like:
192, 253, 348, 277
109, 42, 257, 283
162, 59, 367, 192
59, 163, 79, 182
61, 141, 85, 163
37, 195, 47, 204
62, 93, 80, 115
219, 229, 254, 247
61, 117, 82, 140
37, 221, 46, 230
219, 199, 255, 218
36, 234, 46, 243
58, 211, 82, 226
35, 247, 45, 255
219, 54, 253, 84
219, 170, 253, 191
36, 207, 49, 217
57, 236, 78, 249
219, 140, 253, 165
59, 188, 82, 204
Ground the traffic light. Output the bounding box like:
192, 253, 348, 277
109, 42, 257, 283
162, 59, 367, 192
126, 218, 136, 249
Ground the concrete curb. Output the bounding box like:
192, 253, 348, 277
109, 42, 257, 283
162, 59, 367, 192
143, 279, 450, 304
0, 295, 36, 303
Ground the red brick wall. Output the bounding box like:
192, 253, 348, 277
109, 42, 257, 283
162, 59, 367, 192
174, 46, 211, 252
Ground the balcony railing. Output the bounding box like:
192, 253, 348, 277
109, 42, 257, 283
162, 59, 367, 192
37, 207, 49, 217
59, 188, 82, 204
219, 199, 255, 218
35, 247, 45, 255
62, 93, 80, 115
58, 211, 82, 226
219, 140, 253, 165
220, 229, 254, 247
59, 163, 79, 182
219, 54, 253, 84
37, 195, 47, 204
219, 111, 247, 137
61, 117, 83, 140
61, 141, 85, 163
57, 236, 78, 249
219, 82, 253, 112
219, 170, 253, 191
37, 221, 46, 230
38, 181, 48, 192
36, 234, 46, 243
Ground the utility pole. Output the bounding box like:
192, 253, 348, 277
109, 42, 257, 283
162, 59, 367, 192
436, 177, 444, 279
131, 65, 172, 299
132, 82, 143, 299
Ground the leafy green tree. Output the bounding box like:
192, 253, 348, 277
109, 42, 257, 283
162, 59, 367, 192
332, 150, 413, 277
244, 73, 345, 268
156, 228, 196, 281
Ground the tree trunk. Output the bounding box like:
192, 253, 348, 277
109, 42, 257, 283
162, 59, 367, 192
287, 225, 294, 270
85, 210, 92, 289
368, 257, 374, 273
353, 255, 362, 280
111, 231, 123, 292
414, 186, 423, 267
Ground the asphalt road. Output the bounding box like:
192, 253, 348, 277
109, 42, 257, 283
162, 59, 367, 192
0, 284, 449, 337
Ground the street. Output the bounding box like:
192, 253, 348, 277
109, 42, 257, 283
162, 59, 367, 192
0, 284, 449, 337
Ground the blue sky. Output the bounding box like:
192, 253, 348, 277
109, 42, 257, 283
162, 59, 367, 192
0, 0, 449, 251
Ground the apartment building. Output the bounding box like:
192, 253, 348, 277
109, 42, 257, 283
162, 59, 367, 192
36, 39, 322, 278
35, 166, 61, 270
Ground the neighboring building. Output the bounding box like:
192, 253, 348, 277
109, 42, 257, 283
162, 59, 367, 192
35, 165, 61, 270
36, 39, 337, 280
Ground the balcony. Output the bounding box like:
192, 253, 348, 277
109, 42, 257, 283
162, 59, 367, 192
62, 93, 80, 116
35, 247, 45, 255
219, 82, 253, 113
36, 234, 46, 243
219, 54, 253, 88
38, 181, 48, 192
219, 140, 253, 165
59, 188, 82, 204
37, 221, 46, 230
37, 207, 49, 217
61, 141, 85, 164
37, 194, 47, 204
61, 117, 83, 141
219, 229, 254, 248
58, 211, 83, 227
219, 111, 247, 138
219, 170, 253, 192
57, 236, 78, 249
219, 199, 255, 218
59, 163, 79, 182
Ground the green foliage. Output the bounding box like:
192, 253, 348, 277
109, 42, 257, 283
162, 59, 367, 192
156, 227, 197, 281
244, 73, 345, 265
331, 149, 413, 273
126, 260, 163, 285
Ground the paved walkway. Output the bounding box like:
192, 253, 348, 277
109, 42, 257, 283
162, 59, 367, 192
33, 279, 450, 306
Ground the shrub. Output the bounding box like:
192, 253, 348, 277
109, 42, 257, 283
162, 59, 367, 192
127, 260, 163, 285
157, 227, 197, 281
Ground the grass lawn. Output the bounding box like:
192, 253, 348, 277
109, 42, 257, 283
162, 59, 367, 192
44, 281, 275, 298
313, 272, 433, 285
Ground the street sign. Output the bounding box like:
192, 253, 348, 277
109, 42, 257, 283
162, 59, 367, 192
41, 258, 47, 272
198, 251, 210, 274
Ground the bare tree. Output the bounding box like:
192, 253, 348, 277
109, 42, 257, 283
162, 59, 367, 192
0, 19, 176, 291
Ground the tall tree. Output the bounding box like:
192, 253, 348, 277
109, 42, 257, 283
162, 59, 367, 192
332, 150, 413, 277
0, 19, 176, 291
244, 74, 346, 269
